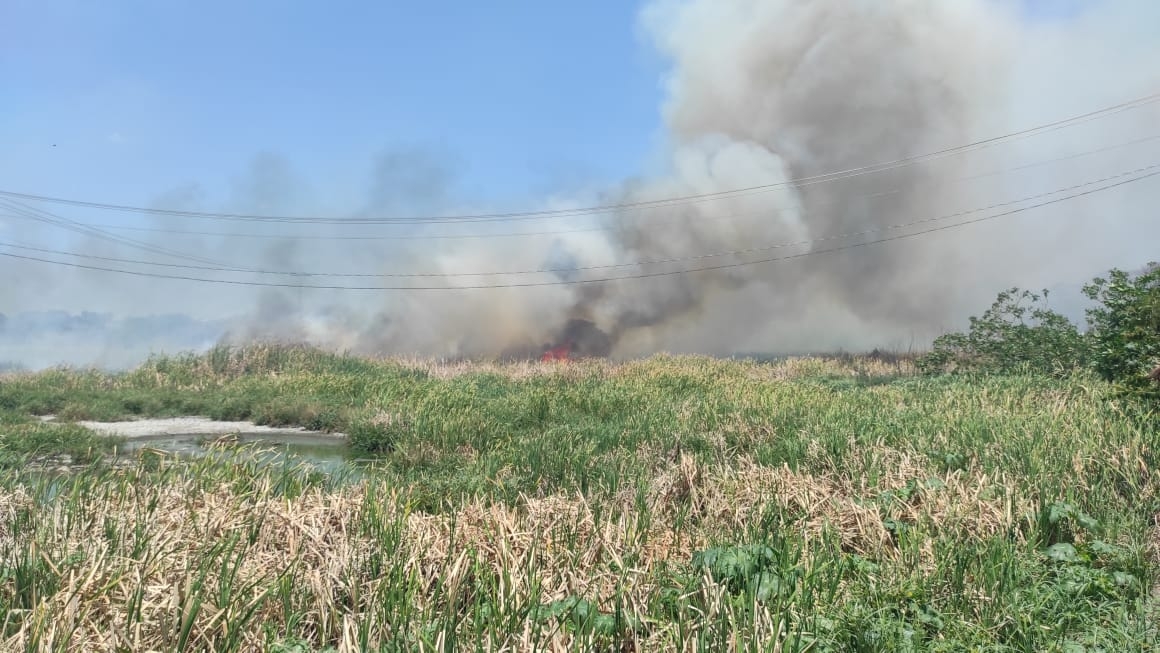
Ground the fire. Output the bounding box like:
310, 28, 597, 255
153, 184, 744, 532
541, 342, 571, 362
536, 319, 611, 363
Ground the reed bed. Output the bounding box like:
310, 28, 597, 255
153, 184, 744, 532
0, 345, 1156, 651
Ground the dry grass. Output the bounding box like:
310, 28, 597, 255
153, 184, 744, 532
396, 352, 913, 383
0, 450, 1031, 652
1, 346, 1155, 650
645, 454, 1022, 561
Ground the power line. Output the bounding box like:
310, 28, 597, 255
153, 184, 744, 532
0, 198, 270, 273
0, 198, 243, 269
1, 91, 1157, 225
4, 163, 1155, 278
3, 166, 1156, 290
18, 132, 1157, 243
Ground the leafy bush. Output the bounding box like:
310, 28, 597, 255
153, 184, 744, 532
691, 542, 802, 603
532, 596, 639, 644
917, 288, 1088, 376
919, 264, 1159, 397
1082, 263, 1160, 395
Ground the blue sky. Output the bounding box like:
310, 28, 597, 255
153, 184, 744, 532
1, 1, 666, 216
0, 0, 1092, 219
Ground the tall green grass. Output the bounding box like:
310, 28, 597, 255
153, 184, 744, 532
0, 345, 1156, 650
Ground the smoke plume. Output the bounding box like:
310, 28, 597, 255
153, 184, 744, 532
367, 0, 1159, 359
4, 0, 1159, 368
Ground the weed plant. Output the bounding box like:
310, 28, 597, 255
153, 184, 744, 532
0, 346, 1156, 650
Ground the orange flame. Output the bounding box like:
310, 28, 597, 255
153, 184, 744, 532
541, 342, 571, 362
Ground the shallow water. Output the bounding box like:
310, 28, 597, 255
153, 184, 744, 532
111, 431, 357, 474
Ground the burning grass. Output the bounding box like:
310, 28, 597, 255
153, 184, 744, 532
0, 345, 1157, 650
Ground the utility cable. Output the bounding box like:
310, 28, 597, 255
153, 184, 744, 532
8, 132, 1158, 243
3, 166, 1156, 290
0, 91, 1156, 225
0, 198, 269, 271
2, 163, 1155, 278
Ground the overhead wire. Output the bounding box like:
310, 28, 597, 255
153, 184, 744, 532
1, 91, 1157, 225
3, 165, 1156, 290
3, 163, 1156, 279
0, 198, 241, 269
18, 131, 1158, 243
0, 198, 269, 272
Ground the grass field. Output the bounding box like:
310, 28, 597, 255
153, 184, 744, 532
0, 345, 1157, 651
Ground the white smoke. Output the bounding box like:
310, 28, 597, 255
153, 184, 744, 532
3, 0, 1159, 367
544, 0, 1160, 356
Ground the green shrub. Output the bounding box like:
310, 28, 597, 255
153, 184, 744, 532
1082, 263, 1160, 395
917, 288, 1088, 376
919, 263, 1159, 399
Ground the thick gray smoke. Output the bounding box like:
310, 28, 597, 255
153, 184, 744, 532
3, 0, 1159, 368
400, 0, 1160, 359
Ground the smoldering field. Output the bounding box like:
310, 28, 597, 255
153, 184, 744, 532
3, 0, 1160, 370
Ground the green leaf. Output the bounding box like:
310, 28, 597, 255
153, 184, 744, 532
1046, 543, 1080, 563
754, 571, 786, 603
1111, 571, 1139, 589
1086, 540, 1122, 558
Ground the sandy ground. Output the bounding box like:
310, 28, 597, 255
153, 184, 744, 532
41, 416, 345, 441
